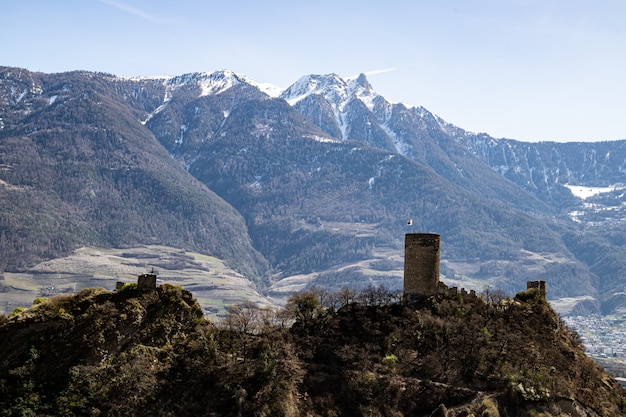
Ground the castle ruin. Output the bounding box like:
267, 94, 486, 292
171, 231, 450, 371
403, 233, 441, 297
137, 273, 157, 290
403, 233, 548, 301
526, 280, 547, 300
115, 273, 157, 291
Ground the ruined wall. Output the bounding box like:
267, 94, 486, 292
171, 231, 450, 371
527, 280, 547, 300
403, 233, 440, 296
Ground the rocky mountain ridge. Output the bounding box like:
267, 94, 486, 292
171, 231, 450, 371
2, 66, 626, 315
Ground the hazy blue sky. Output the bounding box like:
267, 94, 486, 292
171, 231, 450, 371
2, 0, 625, 142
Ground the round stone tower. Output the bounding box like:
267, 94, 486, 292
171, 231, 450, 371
403, 233, 441, 296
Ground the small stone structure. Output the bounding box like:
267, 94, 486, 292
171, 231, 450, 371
115, 273, 158, 291
137, 273, 157, 290
526, 280, 547, 299
403, 233, 441, 297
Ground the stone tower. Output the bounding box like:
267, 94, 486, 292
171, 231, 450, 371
137, 273, 157, 290
404, 233, 441, 296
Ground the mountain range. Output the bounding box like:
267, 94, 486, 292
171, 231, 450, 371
1, 66, 626, 315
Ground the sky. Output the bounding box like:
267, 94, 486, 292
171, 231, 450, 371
2, 0, 625, 142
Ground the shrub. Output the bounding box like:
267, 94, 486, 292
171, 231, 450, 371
10, 306, 26, 317
382, 354, 399, 370
32, 297, 49, 306
478, 397, 500, 417
120, 283, 138, 292
56, 307, 74, 321
76, 287, 107, 298
361, 371, 377, 386
515, 289, 541, 302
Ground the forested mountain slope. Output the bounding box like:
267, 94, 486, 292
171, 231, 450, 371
2, 67, 626, 313
0, 67, 269, 281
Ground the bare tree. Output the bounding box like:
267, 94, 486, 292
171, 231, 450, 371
336, 286, 357, 308
284, 290, 323, 327
224, 301, 261, 334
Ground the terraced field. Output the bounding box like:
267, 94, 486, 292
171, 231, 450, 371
0, 246, 274, 320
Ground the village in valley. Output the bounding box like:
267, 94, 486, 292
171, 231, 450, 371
564, 313, 626, 358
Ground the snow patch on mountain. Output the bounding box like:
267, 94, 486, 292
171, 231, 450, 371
434, 114, 474, 138
281, 74, 348, 108
176, 124, 188, 146
16, 88, 28, 103
116, 75, 169, 81
140, 70, 280, 125
565, 184, 624, 200
118, 71, 281, 98
305, 134, 340, 143
164, 70, 248, 96
256, 82, 282, 98
142, 102, 168, 125
337, 113, 348, 140
380, 122, 409, 157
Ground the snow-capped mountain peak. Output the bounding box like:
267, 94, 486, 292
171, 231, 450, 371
280, 72, 382, 114
281, 73, 348, 107
164, 70, 257, 96
346, 73, 378, 112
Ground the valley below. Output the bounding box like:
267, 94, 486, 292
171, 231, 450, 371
0, 242, 602, 319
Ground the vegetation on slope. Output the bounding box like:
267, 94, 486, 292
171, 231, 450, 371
0, 68, 269, 281
0, 284, 623, 416
190, 122, 594, 298
0, 67, 615, 313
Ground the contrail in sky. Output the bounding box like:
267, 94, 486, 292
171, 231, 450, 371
99, 0, 161, 23
364, 67, 399, 76
346, 67, 399, 80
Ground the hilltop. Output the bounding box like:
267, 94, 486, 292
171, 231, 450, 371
0, 283, 624, 416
